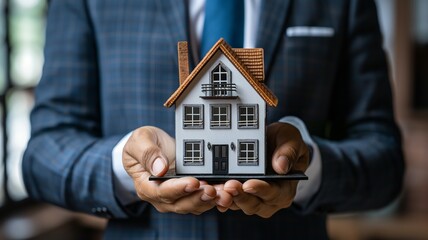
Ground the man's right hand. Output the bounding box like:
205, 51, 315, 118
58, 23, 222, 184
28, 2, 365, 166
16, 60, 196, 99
122, 126, 232, 215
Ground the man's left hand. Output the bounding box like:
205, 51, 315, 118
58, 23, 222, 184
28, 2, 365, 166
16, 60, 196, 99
223, 122, 310, 218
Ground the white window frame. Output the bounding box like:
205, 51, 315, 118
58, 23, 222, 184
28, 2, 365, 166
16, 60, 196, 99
183, 140, 204, 166
210, 104, 231, 129
211, 62, 231, 96
238, 140, 259, 166
183, 105, 204, 129
238, 104, 258, 129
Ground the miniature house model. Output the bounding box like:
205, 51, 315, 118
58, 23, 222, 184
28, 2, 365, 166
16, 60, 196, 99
165, 38, 278, 176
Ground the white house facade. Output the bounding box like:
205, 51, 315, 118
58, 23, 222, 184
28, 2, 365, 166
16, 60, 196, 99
165, 39, 278, 175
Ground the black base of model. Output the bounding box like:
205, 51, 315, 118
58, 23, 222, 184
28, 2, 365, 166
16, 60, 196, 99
149, 171, 308, 182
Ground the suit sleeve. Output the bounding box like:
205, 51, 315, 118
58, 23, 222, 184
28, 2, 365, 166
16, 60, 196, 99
23, 0, 127, 218
303, 0, 404, 213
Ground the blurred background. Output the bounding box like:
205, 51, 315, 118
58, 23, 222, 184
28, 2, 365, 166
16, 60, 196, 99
0, 0, 427, 239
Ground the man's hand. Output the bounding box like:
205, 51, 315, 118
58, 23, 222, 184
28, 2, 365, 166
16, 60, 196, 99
123, 126, 232, 215
223, 122, 310, 218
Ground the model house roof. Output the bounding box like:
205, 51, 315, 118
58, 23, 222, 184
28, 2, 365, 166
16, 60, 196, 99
164, 38, 278, 107
232, 48, 265, 82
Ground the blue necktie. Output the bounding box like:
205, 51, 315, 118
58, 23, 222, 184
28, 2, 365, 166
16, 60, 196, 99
200, 0, 245, 57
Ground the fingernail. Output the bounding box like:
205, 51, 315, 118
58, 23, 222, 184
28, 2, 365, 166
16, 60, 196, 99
226, 189, 239, 196
201, 193, 215, 202
216, 199, 226, 207
184, 185, 196, 193
152, 158, 165, 176
243, 187, 257, 194
276, 156, 289, 173
217, 206, 228, 213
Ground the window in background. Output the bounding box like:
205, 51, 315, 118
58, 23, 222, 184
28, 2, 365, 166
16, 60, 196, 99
0, 0, 47, 206
7, 89, 33, 200
0, 6, 6, 94
10, 0, 45, 88
0, 107, 4, 206
1, 0, 8, 207
412, 0, 428, 110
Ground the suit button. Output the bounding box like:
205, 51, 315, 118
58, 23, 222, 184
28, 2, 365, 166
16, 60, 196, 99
91, 206, 113, 218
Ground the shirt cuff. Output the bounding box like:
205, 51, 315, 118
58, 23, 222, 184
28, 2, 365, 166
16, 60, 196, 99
112, 132, 140, 205
278, 116, 322, 207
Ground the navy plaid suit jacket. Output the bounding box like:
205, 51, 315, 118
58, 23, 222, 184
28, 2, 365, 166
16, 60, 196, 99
23, 0, 404, 239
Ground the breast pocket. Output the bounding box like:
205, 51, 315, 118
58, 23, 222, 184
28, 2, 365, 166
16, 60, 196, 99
267, 29, 340, 122
285, 25, 337, 71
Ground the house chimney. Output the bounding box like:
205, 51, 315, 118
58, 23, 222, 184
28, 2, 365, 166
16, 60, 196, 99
177, 41, 190, 85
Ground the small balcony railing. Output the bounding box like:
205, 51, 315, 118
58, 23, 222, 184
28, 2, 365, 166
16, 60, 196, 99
201, 83, 237, 99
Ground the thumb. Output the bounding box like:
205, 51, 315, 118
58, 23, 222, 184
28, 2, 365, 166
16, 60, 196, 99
138, 141, 170, 177
272, 145, 298, 174
151, 157, 168, 177
267, 122, 304, 174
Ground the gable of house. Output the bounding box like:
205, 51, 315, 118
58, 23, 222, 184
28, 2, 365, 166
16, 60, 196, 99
164, 38, 278, 108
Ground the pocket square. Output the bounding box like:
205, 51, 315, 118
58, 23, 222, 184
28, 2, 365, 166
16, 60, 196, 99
286, 26, 334, 37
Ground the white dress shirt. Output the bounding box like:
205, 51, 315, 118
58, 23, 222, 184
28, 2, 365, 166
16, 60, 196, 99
112, 0, 322, 207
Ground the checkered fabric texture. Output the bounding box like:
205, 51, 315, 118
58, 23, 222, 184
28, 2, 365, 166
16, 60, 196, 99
23, 0, 403, 239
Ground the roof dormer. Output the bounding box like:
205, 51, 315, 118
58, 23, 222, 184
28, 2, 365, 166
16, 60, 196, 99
201, 62, 237, 99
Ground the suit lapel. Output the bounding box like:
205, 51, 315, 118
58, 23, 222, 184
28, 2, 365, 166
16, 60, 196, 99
256, 0, 292, 78
156, 0, 189, 67
156, 0, 291, 76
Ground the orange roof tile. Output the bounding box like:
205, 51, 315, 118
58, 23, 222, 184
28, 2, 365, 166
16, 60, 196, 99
164, 38, 278, 108
233, 48, 264, 82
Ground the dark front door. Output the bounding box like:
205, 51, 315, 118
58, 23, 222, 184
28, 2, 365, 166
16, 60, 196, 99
213, 145, 228, 175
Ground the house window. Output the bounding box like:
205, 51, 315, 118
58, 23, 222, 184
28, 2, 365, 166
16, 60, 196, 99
184, 140, 204, 166
201, 62, 237, 98
238, 104, 258, 128
210, 104, 231, 128
183, 105, 203, 128
211, 63, 231, 96
238, 140, 258, 166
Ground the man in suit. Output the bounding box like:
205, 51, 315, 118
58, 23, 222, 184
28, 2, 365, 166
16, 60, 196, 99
23, 0, 404, 239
